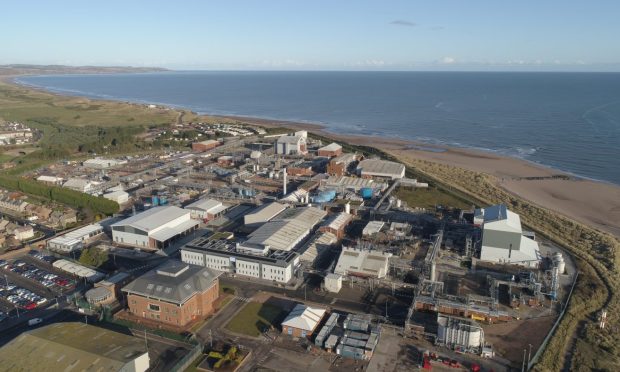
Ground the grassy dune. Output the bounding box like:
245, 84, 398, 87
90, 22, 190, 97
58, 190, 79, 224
0, 79, 187, 127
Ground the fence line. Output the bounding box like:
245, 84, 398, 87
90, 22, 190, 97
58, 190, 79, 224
527, 271, 579, 370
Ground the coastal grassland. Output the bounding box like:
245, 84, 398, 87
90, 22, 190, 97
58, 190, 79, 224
395, 186, 470, 210
388, 154, 620, 370
0, 79, 190, 127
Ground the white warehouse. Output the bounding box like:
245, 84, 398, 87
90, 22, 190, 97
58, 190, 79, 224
111, 206, 199, 250
476, 204, 540, 267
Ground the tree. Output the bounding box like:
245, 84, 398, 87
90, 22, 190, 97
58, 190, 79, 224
78, 247, 108, 267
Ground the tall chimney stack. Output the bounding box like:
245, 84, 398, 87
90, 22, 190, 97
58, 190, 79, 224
283, 168, 287, 195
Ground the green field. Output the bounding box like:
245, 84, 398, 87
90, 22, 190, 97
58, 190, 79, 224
395, 186, 470, 209
224, 302, 287, 337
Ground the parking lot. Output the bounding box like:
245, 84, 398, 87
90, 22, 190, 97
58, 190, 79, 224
0, 252, 76, 318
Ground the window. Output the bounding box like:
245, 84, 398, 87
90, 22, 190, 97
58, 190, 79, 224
148, 303, 160, 312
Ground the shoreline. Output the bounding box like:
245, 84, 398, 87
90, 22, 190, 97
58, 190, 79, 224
4, 76, 620, 237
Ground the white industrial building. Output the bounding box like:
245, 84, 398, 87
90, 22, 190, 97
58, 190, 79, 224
104, 190, 129, 204
244, 202, 288, 226
184, 198, 229, 220
324, 273, 343, 293
334, 247, 392, 279
275, 132, 308, 155
83, 158, 127, 169
476, 204, 540, 267
239, 207, 327, 253
356, 159, 405, 180
63, 178, 95, 193
111, 206, 199, 249
47, 223, 104, 253
36, 175, 63, 185
181, 237, 300, 284
437, 315, 484, 351
53, 259, 105, 283
362, 221, 385, 236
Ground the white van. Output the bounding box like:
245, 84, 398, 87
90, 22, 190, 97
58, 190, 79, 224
28, 318, 43, 326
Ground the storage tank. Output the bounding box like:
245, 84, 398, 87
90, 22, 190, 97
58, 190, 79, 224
553, 252, 566, 274
360, 187, 373, 199
159, 196, 168, 205
151, 196, 159, 206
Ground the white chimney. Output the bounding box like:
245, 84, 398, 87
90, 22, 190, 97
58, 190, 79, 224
283, 168, 287, 195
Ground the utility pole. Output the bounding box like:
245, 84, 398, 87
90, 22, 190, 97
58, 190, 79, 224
521, 348, 527, 372
528, 343, 533, 368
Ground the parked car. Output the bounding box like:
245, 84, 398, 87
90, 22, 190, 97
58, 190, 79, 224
28, 318, 43, 326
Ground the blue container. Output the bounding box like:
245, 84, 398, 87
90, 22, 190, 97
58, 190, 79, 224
151, 196, 159, 206
360, 187, 373, 199
159, 197, 168, 205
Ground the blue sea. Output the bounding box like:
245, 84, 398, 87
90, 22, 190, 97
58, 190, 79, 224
16, 71, 620, 185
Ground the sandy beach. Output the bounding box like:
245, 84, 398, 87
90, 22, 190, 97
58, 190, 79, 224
222, 115, 620, 238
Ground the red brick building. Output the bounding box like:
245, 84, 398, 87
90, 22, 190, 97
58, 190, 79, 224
281, 304, 327, 338
327, 153, 358, 176
122, 261, 220, 327
317, 142, 343, 158
192, 139, 220, 152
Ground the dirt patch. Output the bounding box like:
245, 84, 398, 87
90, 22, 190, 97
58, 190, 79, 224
483, 316, 556, 367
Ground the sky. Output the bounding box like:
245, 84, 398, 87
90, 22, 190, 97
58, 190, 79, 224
2, 0, 620, 71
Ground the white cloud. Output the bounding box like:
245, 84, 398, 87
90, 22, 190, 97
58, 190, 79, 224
439, 56, 456, 64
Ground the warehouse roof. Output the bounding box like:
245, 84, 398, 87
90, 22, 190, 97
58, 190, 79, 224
324, 212, 352, 231
111, 206, 189, 232
122, 260, 220, 305
185, 198, 222, 212
319, 142, 342, 152
356, 159, 405, 179
245, 219, 310, 251
244, 202, 288, 224
274, 206, 327, 228
299, 231, 337, 264
281, 304, 326, 331
0, 322, 148, 371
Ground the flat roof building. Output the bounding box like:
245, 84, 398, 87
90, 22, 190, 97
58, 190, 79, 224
0, 322, 149, 372
111, 206, 199, 249
47, 223, 104, 253
334, 247, 393, 279
122, 260, 220, 327
181, 237, 300, 284
356, 159, 405, 180
104, 190, 129, 204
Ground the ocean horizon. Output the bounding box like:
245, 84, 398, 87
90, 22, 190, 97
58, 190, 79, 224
16, 71, 620, 185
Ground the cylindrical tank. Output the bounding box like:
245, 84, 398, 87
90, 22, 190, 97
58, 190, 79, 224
159, 197, 168, 205
345, 202, 351, 214
268, 171, 274, 179
151, 196, 159, 206
552, 252, 566, 273
396, 199, 402, 208
360, 187, 373, 199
